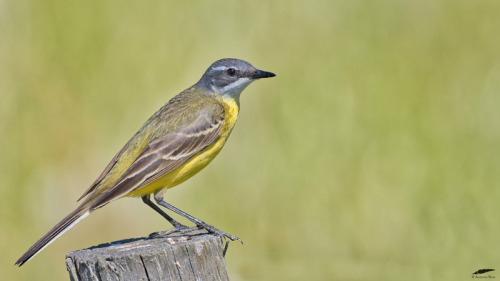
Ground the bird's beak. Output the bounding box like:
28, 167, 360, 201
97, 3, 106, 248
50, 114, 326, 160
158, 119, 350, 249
251, 69, 276, 79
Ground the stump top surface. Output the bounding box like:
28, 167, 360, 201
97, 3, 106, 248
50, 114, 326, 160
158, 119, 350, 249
66, 229, 221, 258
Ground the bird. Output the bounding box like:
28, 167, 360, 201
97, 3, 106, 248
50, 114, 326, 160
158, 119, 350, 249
15, 58, 275, 266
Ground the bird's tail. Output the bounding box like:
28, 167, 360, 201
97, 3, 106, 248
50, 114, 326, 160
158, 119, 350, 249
15, 207, 91, 266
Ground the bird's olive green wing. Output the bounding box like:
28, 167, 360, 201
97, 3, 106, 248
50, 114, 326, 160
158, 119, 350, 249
87, 100, 225, 210
77, 136, 138, 202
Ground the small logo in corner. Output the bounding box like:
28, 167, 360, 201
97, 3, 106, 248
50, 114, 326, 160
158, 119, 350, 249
472, 269, 495, 279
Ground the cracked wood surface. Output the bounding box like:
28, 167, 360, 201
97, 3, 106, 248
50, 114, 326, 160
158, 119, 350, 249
65, 229, 230, 281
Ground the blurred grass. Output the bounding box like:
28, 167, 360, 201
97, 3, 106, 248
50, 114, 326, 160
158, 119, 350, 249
2, 0, 500, 280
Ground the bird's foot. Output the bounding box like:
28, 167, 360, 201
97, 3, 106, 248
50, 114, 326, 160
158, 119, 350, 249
148, 225, 202, 238
148, 223, 242, 244
195, 222, 243, 244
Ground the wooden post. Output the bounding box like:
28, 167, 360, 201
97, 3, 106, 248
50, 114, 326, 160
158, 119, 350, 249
65, 229, 230, 281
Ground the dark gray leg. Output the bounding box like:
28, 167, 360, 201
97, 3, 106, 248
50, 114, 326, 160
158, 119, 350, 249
141, 195, 185, 228
153, 191, 242, 243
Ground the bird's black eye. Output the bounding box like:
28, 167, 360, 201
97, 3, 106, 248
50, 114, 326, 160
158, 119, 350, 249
226, 68, 236, 77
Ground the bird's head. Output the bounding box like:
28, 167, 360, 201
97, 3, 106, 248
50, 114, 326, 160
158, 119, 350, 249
197, 58, 275, 102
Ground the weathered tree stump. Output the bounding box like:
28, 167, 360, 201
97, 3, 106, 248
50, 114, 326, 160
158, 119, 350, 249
65, 229, 230, 281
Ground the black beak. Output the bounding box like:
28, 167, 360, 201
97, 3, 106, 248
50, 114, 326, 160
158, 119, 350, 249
251, 69, 276, 79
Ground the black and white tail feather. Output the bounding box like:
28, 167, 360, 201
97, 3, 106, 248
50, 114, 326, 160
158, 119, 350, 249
15, 208, 90, 266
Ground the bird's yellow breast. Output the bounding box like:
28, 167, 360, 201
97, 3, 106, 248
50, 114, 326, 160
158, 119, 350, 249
126, 96, 239, 197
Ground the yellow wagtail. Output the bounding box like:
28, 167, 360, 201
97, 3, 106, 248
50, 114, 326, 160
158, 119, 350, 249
16, 58, 275, 266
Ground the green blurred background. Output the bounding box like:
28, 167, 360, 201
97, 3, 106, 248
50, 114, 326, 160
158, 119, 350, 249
2, 0, 500, 280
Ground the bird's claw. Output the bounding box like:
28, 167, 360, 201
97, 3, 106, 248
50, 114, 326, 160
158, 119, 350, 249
197, 224, 243, 244
148, 225, 201, 238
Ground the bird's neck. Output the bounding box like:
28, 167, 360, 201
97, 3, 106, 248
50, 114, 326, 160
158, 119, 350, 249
219, 94, 240, 116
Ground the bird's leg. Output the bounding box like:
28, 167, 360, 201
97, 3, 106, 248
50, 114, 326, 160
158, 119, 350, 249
141, 195, 185, 228
153, 191, 242, 243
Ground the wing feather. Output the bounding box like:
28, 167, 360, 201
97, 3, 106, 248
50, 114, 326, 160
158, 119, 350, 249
88, 103, 224, 210
77, 136, 137, 202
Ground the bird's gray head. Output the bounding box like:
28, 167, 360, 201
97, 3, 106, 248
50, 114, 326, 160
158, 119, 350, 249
197, 58, 275, 102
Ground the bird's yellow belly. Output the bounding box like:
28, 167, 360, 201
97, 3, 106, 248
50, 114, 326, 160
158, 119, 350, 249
126, 96, 239, 197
